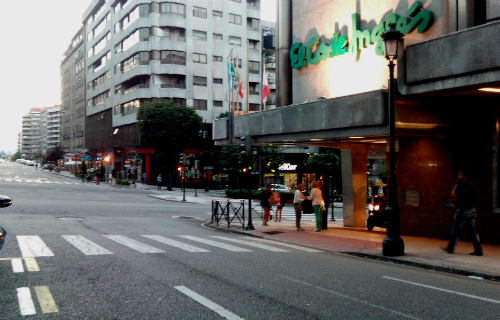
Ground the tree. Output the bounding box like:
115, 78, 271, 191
262, 146, 284, 172
306, 149, 340, 173
11, 151, 21, 162
219, 146, 243, 189
137, 99, 203, 190
46, 145, 65, 164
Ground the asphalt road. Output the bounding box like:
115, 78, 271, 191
0, 162, 499, 319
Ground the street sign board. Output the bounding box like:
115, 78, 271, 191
124, 159, 131, 167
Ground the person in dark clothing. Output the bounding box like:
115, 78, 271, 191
441, 170, 483, 256
261, 184, 272, 226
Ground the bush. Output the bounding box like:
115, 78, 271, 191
115, 179, 122, 185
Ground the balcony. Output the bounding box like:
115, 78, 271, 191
161, 84, 186, 89
122, 84, 149, 95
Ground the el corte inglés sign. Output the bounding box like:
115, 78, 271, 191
290, 1, 433, 69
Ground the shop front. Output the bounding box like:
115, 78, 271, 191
213, 0, 500, 244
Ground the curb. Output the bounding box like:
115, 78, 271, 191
203, 222, 500, 282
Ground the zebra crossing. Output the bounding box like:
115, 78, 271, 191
0, 177, 95, 185
11, 234, 322, 258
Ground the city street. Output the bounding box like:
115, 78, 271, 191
1, 162, 499, 319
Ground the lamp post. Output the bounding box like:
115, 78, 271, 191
381, 23, 404, 256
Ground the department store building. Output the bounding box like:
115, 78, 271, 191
213, 0, 500, 244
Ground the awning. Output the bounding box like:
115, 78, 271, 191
64, 161, 79, 166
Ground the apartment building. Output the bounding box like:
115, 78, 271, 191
60, 27, 86, 155
262, 21, 275, 109
40, 106, 61, 152
83, 0, 262, 160
20, 108, 42, 158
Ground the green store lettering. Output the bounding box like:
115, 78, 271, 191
290, 1, 433, 69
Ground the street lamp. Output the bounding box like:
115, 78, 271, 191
381, 23, 404, 256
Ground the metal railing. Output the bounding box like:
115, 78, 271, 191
212, 200, 246, 228
122, 84, 149, 95
161, 83, 186, 89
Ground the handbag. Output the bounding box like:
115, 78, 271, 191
302, 199, 314, 214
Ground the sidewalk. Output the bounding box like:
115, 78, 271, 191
48, 171, 500, 281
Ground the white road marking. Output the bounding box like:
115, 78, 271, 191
12, 259, 24, 273
15, 179, 22, 182
178, 235, 252, 252
4, 178, 12, 181
17, 236, 54, 257
34, 180, 43, 183
34, 286, 59, 313
62, 235, 113, 255
142, 235, 210, 252
175, 286, 244, 320
63, 182, 72, 184
44, 181, 53, 184
240, 237, 324, 252
53, 181, 62, 184
282, 276, 421, 320
24, 257, 40, 272
103, 235, 165, 253
17, 287, 36, 316
382, 276, 500, 305
25, 180, 33, 182
211, 236, 289, 252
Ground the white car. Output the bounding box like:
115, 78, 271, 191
26, 161, 35, 166
258, 184, 291, 192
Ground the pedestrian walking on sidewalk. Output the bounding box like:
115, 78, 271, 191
156, 174, 162, 190
275, 193, 284, 222
142, 172, 147, 184
441, 169, 483, 256
261, 184, 272, 226
294, 183, 306, 231
81, 173, 85, 183
308, 181, 325, 232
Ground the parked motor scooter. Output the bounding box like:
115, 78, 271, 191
0, 194, 13, 251
366, 195, 386, 230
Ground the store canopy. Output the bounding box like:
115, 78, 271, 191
64, 161, 79, 166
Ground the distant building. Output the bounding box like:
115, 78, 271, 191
20, 108, 42, 158
60, 27, 86, 155
40, 106, 61, 152
262, 21, 276, 109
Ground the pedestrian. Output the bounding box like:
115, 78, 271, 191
294, 183, 306, 231
441, 169, 483, 256
260, 184, 273, 226
274, 193, 284, 222
35, 163, 38, 170
156, 174, 162, 190
318, 180, 329, 230
108, 173, 113, 184
142, 172, 147, 184
86, 173, 91, 184
81, 173, 85, 183
308, 181, 325, 232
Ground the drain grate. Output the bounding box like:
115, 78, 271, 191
262, 231, 284, 235
57, 217, 84, 221
177, 216, 196, 220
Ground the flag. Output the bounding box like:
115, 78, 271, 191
227, 60, 233, 92
236, 64, 244, 99
230, 59, 238, 91
262, 64, 270, 103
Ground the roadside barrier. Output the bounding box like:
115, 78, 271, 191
211, 200, 246, 228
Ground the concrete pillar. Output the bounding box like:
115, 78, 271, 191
276, 0, 292, 108
341, 145, 368, 228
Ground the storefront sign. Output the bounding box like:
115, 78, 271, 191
279, 163, 298, 171
124, 159, 131, 167
290, 1, 433, 68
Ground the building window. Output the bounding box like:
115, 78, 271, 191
249, 40, 259, 50
249, 61, 260, 74
193, 76, 207, 86
160, 2, 186, 17
193, 7, 207, 18
213, 56, 223, 62
213, 101, 223, 107
247, 18, 260, 29
249, 103, 260, 111
213, 78, 223, 84
229, 36, 242, 46
213, 10, 222, 17
213, 33, 223, 40
247, 0, 260, 8
193, 99, 208, 110
160, 75, 186, 88
161, 50, 186, 65
229, 13, 242, 24
123, 99, 141, 114
249, 82, 259, 94
193, 53, 207, 64
155, 26, 186, 40
193, 30, 207, 41
114, 105, 123, 115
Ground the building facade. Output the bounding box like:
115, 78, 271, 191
82, 0, 262, 178
262, 21, 276, 109
214, 0, 500, 244
20, 108, 42, 158
60, 27, 86, 155
40, 106, 61, 152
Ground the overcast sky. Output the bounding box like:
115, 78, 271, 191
0, 0, 276, 154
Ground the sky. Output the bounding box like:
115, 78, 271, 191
0, 0, 276, 155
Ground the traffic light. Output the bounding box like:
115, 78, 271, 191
177, 166, 182, 172
242, 167, 247, 173
104, 156, 111, 162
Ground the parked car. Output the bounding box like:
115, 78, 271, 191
258, 184, 291, 192
43, 164, 54, 170
0, 194, 13, 251
26, 161, 35, 166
